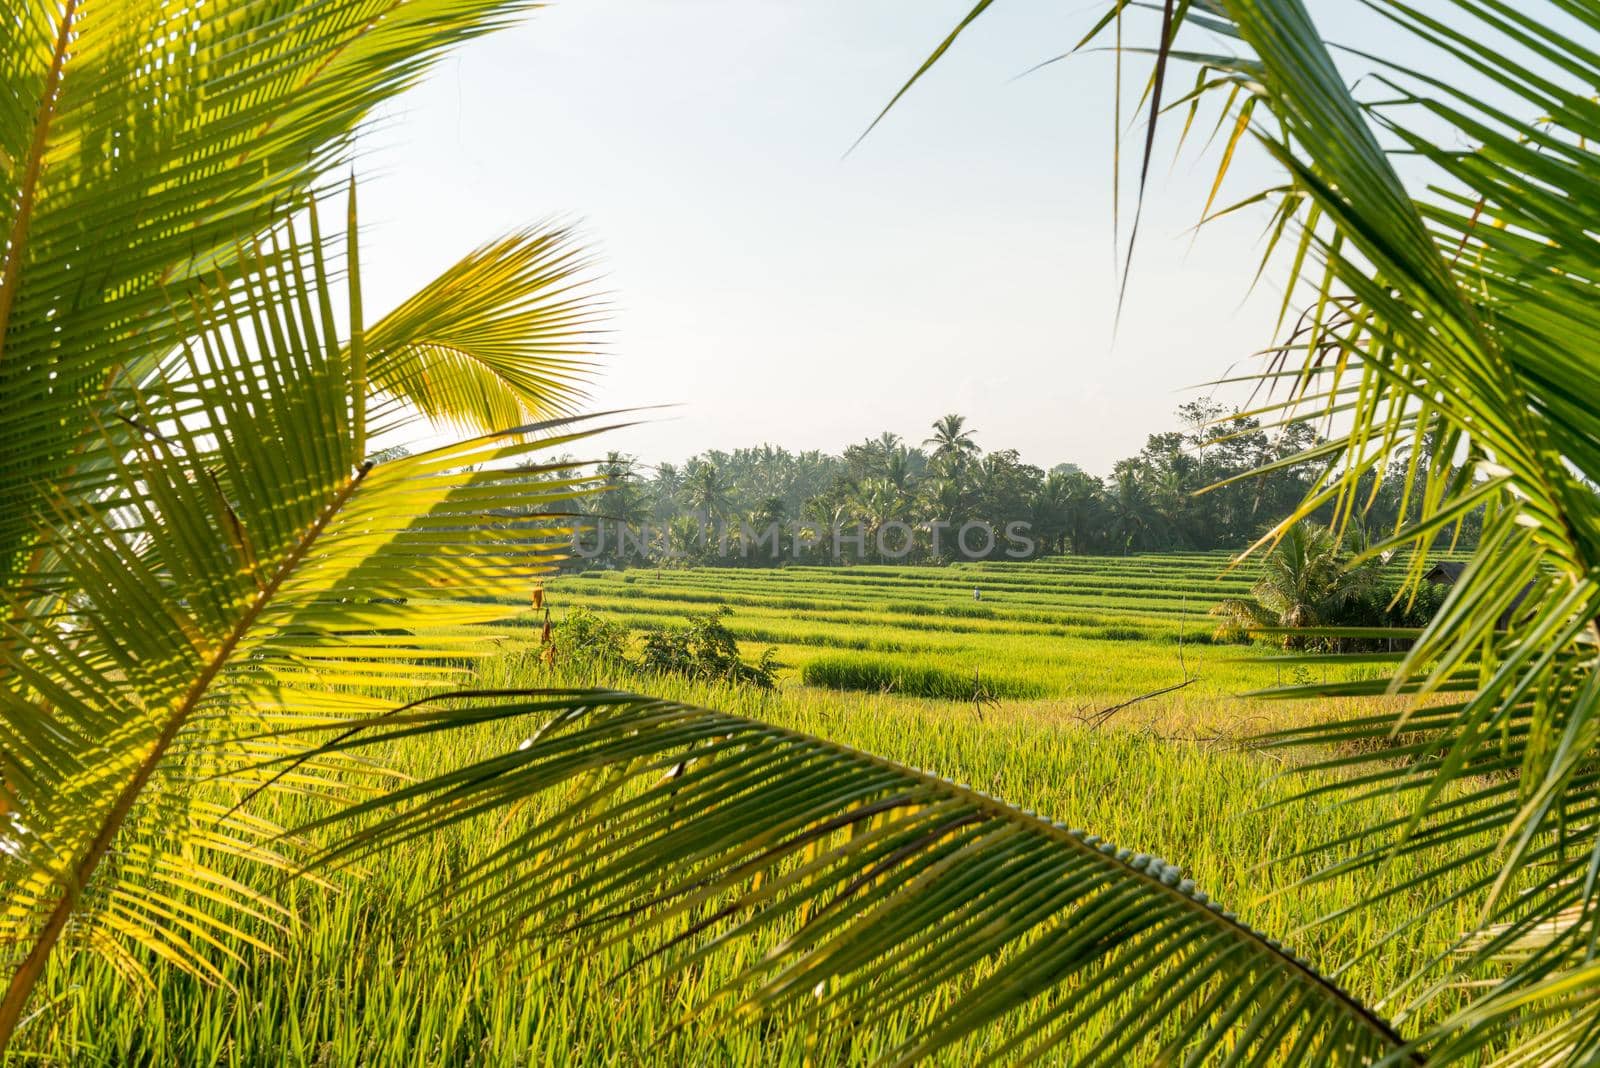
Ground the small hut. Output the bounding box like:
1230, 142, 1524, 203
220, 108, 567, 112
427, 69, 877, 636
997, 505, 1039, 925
1424, 560, 1534, 629
1422, 561, 1466, 586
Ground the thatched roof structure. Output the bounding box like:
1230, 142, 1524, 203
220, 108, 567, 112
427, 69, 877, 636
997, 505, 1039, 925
1424, 560, 1538, 630
1423, 561, 1467, 585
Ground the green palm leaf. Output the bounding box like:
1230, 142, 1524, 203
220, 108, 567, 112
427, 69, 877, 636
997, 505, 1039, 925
362, 223, 606, 438
1008, 0, 1598, 1059
878, 0, 1600, 1059
0, 206, 614, 1049
0, 0, 541, 574
1169, 6, 1600, 1056
282, 689, 1411, 1066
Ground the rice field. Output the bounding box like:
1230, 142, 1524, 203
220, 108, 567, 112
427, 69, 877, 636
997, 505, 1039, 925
550, 553, 1298, 726
18, 554, 1495, 1066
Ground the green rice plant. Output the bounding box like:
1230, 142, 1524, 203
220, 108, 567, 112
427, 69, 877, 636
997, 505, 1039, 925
546, 562, 1281, 705
801, 654, 1045, 701
1088, 625, 1148, 642
14, 656, 1498, 1065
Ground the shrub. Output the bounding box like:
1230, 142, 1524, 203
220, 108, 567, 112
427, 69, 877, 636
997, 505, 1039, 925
552, 605, 778, 690
559, 607, 631, 667
1344, 581, 1450, 630
636, 607, 779, 690
1162, 630, 1221, 646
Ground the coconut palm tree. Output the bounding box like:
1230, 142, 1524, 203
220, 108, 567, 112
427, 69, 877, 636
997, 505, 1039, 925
848, 475, 915, 561
1033, 466, 1108, 554
882, 442, 922, 495
744, 495, 791, 561
592, 452, 648, 522
684, 460, 734, 525
1105, 461, 1168, 552
1213, 522, 1384, 646
923, 412, 980, 466
651, 460, 685, 520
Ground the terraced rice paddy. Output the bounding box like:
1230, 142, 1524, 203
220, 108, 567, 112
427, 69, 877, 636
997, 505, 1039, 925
551, 552, 1296, 725
23, 554, 1495, 1066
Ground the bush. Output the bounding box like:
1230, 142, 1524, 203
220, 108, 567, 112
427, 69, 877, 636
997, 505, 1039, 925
552, 605, 778, 690
559, 607, 631, 667
1345, 581, 1449, 629
635, 607, 779, 690
1297, 580, 1450, 652
1162, 630, 1221, 646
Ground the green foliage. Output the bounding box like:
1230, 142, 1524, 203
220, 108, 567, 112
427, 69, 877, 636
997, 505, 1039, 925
556, 606, 633, 668
1213, 522, 1453, 649
14, 0, 1595, 1060
0, 0, 597, 580
568, 399, 1486, 570
0, 0, 612, 1050
568, 402, 1430, 567
0, 202, 612, 1048
1063, 0, 1600, 1058
1212, 522, 1398, 648
1346, 581, 1449, 632
875, 0, 1600, 1057
634, 607, 780, 690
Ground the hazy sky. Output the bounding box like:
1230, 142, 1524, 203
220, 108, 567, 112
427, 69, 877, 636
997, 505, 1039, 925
357, 0, 1304, 476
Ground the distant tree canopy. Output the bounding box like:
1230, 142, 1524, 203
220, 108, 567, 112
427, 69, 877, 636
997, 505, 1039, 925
557, 402, 1479, 567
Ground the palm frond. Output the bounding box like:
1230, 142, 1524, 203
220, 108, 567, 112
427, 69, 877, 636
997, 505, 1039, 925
877, 0, 1600, 1057
362, 222, 606, 439
0, 207, 611, 1049
1027, 0, 1600, 1058
0, 0, 542, 573
284, 689, 1413, 1066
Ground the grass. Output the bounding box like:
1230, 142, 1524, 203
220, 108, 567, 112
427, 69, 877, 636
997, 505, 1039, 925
546, 553, 1280, 729
14, 553, 1498, 1065
800, 653, 1045, 700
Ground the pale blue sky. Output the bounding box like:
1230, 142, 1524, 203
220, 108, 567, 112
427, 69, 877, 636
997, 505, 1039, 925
356, 1, 1312, 475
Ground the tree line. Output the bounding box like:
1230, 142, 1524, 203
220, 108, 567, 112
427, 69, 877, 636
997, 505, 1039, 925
554, 402, 1470, 567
